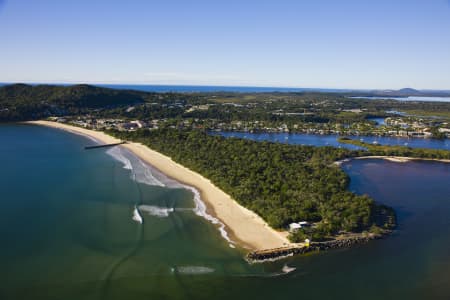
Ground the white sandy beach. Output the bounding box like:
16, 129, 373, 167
27, 120, 291, 251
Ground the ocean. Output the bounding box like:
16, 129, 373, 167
96, 84, 349, 93
0, 82, 347, 93
2, 83, 449, 101
0, 124, 449, 300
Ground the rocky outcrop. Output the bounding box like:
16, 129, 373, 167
246, 233, 385, 262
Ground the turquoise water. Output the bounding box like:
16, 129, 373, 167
0, 125, 449, 299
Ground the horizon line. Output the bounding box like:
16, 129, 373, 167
1, 81, 450, 92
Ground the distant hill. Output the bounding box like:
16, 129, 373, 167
349, 87, 450, 98
374, 88, 422, 96
397, 88, 421, 94
0, 84, 153, 121
0, 83, 149, 107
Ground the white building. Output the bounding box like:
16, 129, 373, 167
289, 221, 309, 232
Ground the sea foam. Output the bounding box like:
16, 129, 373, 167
133, 159, 165, 187
179, 184, 235, 247
106, 146, 235, 247
139, 205, 174, 218
132, 206, 143, 224
107, 147, 132, 170
174, 266, 215, 275
106, 147, 164, 186
282, 264, 296, 274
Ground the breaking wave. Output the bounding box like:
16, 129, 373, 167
133, 159, 165, 187
106, 146, 234, 247
82, 134, 102, 144
263, 265, 297, 278
282, 264, 296, 274
107, 147, 132, 170
139, 205, 174, 218
180, 184, 235, 247
106, 147, 164, 186
132, 206, 143, 224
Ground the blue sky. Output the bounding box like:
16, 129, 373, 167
1, 0, 450, 89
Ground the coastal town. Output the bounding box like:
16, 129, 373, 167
50, 111, 450, 139
2, 82, 449, 140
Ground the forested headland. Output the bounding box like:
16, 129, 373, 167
108, 128, 396, 241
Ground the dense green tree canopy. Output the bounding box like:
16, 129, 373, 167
109, 128, 396, 240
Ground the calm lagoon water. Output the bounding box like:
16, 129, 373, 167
214, 131, 450, 150
0, 125, 449, 300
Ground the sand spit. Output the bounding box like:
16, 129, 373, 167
334, 155, 450, 166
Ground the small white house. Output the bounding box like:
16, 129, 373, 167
289, 223, 302, 232
289, 221, 309, 232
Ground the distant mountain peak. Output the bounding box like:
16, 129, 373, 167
398, 88, 420, 93
371, 87, 423, 97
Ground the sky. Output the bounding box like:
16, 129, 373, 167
1, 0, 450, 90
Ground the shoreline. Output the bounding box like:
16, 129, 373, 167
246, 231, 387, 263
26, 120, 292, 251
